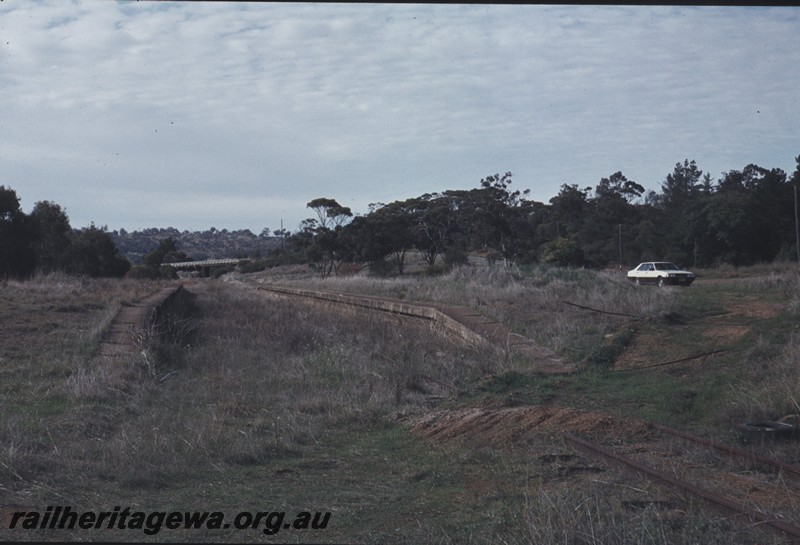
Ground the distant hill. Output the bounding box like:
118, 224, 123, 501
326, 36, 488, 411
110, 227, 284, 264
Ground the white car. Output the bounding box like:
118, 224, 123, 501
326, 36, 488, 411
627, 262, 695, 287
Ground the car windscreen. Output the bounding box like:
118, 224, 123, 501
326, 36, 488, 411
654, 263, 680, 271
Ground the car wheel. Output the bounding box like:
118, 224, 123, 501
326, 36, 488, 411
657, 277, 664, 287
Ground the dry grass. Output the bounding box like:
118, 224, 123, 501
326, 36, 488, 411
2, 277, 499, 507
700, 270, 800, 437
0, 274, 175, 500
504, 482, 783, 545
251, 264, 677, 362
726, 331, 800, 424
694, 261, 800, 280
192, 281, 495, 419
1, 269, 797, 543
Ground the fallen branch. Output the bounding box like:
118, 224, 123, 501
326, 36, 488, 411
626, 349, 727, 371
562, 300, 638, 318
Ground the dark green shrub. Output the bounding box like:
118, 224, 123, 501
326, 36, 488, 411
541, 237, 586, 267
239, 260, 267, 274
127, 264, 158, 279
444, 247, 469, 269
368, 259, 395, 277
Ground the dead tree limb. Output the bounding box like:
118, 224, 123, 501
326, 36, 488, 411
562, 300, 639, 318
627, 349, 727, 371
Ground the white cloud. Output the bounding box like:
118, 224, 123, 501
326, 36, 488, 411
1, 3, 799, 231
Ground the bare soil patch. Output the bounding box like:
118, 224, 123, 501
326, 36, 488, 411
614, 292, 781, 370
406, 406, 651, 447
614, 331, 673, 370
722, 299, 783, 320
405, 404, 800, 542
703, 324, 750, 343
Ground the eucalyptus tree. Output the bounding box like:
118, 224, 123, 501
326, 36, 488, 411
699, 165, 791, 265
463, 172, 532, 265
409, 193, 460, 267
580, 172, 644, 266
657, 159, 706, 264
299, 198, 353, 277
356, 200, 416, 274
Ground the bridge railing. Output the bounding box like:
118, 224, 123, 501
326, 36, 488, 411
164, 258, 250, 270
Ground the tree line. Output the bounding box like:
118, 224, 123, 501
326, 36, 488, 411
110, 226, 283, 265
288, 156, 800, 276
0, 186, 130, 279
4, 154, 799, 280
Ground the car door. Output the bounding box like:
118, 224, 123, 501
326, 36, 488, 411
641, 263, 656, 283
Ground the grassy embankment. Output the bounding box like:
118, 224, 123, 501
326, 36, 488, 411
1, 264, 798, 543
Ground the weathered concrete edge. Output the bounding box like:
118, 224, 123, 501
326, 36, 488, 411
132, 285, 187, 332
256, 284, 491, 349
151, 284, 187, 320
97, 284, 185, 358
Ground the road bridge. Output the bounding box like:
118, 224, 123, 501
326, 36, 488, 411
164, 258, 250, 277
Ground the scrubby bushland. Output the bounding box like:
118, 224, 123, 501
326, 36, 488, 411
62, 224, 131, 278
292, 157, 800, 276
110, 226, 284, 264
125, 237, 186, 279
0, 186, 130, 279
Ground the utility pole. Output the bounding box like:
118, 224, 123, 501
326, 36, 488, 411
618, 224, 622, 268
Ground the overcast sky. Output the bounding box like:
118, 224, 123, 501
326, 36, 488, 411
2, 2, 799, 234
